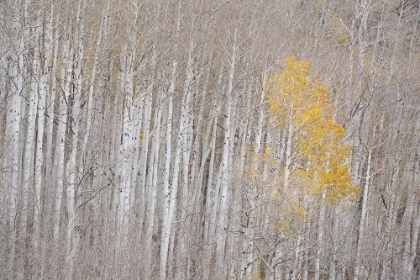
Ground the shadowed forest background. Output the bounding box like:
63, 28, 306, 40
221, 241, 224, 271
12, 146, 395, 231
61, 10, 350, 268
1, 0, 420, 279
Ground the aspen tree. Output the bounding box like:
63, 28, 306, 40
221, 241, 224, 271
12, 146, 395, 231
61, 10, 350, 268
160, 59, 177, 280
158, 7, 187, 277
215, 27, 238, 279
5, 26, 24, 280
51, 19, 74, 277
266, 56, 358, 201
21, 7, 44, 277
266, 56, 359, 278
33, 3, 54, 259
66, 1, 86, 277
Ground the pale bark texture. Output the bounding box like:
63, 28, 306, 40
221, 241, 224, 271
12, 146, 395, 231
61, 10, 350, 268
0, 0, 420, 279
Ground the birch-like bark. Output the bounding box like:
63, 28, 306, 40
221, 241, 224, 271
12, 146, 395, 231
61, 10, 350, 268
53, 32, 71, 243
314, 194, 326, 280
215, 28, 237, 278
81, 0, 107, 156
190, 58, 212, 246
21, 19, 39, 238
380, 91, 405, 280
116, 46, 133, 240
291, 233, 302, 280
202, 60, 225, 279
328, 207, 340, 280
5, 19, 24, 277
66, 3, 84, 276
187, 65, 210, 253
350, 0, 369, 188
254, 73, 267, 156
354, 148, 372, 280
160, 59, 176, 280
283, 109, 294, 193
33, 3, 53, 255
144, 93, 163, 280
167, 76, 192, 279
115, 6, 143, 259
40, 9, 59, 274
20, 14, 40, 279
175, 37, 196, 280
228, 76, 252, 279
137, 49, 156, 239
45, 13, 59, 188
157, 6, 185, 266
239, 77, 267, 279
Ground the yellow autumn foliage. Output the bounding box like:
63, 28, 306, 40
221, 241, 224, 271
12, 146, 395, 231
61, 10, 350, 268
266, 56, 359, 202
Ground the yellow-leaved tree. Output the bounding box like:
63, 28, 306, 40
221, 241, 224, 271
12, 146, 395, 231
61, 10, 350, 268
265, 56, 359, 202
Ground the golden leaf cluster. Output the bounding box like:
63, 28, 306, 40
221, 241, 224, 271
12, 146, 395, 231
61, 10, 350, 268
266, 56, 359, 203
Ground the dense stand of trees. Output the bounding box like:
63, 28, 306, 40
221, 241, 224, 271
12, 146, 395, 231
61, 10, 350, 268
1, 0, 419, 279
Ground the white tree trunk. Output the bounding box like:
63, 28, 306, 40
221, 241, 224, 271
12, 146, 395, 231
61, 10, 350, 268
66, 7, 84, 276
45, 16, 59, 188
291, 234, 302, 280
354, 148, 372, 280
33, 3, 53, 254
5, 28, 24, 278
117, 48, 133, 241
53, 34, 71, 244
175, 38, 196, 280
216, 28, 237, 277
160, 59, 177, 280
145, 94, 163, 279
315, 194, 326, 280
20, 19, 40, 279
137, 49, 156, 240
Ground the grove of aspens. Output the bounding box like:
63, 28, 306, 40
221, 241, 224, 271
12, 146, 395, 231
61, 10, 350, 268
1, 0, 419, 279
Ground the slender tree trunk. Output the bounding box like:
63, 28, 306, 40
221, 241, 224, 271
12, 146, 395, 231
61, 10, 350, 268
5, 29, 24, 279
202, 83, 222, 279
354, 148, 372, 280
145, 93, 163, 279
291, 233, 302, 280
215, 28, 237, 278
160, 59, 176, 280
52, 32, 71, 278
66, 5, 84, 276
137, 49, 156, 240
315, 195, 326, 280
21, 19, 41, 278
33, 3, 53, 258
